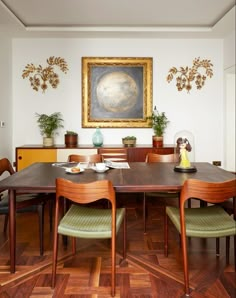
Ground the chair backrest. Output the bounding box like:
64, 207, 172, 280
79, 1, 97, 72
99, 148, 128, 162
56, 178, 116, 206
0, 158, 15, 193
68, 154, 102, 163
180, 179, 236, 208
0, 158, 15, 177
145, 153, 178, 163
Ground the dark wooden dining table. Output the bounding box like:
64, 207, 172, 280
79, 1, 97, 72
0, 161, 235, 273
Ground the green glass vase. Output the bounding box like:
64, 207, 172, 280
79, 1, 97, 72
92, 127, 103, 147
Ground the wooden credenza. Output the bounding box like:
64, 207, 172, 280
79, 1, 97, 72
15, 144, 175, 171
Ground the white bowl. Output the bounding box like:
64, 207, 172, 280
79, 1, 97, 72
92, 166, 109, 173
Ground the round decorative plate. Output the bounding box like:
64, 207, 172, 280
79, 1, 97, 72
65, 167, 84, 174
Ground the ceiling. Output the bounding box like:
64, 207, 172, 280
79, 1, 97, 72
0, 0, 235, 38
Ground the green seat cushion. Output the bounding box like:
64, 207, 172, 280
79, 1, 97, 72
166, 205, 236, 238
58, 204, 125, 239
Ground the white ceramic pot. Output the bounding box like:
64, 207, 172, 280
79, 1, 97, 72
43, 137, 54, 147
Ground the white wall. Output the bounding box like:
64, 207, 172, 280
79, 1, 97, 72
0, 33, 12, 162
12, 38, 224, 164
224, 71, 235, 172
223, 30, 235, 172
224, 31, 235, 70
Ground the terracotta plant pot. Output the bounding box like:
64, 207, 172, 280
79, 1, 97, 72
65, 134, 78, 148
152, 136, 163, 147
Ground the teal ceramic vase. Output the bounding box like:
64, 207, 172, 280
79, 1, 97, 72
92, 127, 103, 147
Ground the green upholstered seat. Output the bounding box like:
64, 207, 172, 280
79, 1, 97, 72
58, 204, 125, 239
166, 205, 236, 238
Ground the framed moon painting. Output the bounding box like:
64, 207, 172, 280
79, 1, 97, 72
82, 57, 153, 128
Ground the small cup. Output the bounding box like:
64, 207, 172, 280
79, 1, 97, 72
96, 163, 106, 171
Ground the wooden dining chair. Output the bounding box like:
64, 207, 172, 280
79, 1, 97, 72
164, 178, 236, 296
143, 153, 180, 233
51, 178, 126, 297
67, 153, 102, 163
0, 158, 52, 255
99, 148, 128, 162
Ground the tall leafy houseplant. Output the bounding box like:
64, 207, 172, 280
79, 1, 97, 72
147, 107, 169, 147
36, 112, 64, 147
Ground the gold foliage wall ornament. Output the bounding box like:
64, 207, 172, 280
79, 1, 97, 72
166, 57, 213, 93
22, 56, 69, 93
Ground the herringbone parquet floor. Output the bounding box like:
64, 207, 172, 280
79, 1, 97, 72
0, 195, 235, 297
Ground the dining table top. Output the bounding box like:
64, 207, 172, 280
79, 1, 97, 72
0, 161, 235, 193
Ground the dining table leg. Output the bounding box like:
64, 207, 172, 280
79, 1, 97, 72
9, 189, 16, 273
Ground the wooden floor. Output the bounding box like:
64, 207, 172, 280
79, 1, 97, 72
0, 195, 235, 297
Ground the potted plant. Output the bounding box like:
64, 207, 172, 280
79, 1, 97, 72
35, 112, 64, 147
147, 107, 169, 147
122, 136, 137, 147
64, 130, 78, 148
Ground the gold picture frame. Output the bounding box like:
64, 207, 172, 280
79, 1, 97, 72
82, 57, 153, 128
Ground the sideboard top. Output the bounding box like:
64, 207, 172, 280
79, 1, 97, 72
16, 144, 175, 149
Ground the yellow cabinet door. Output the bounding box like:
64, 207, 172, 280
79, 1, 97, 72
17, 149, 57, 171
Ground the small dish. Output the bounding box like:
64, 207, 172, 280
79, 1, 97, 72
92, 166, 109, 173
65, 167, 84, 174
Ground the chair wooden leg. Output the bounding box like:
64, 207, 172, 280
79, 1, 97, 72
216, 238, 220, 256
226, 236, 230, 264
177, 194, 182, 246
111, 226, 116, 296
143, 193, 147, 234
37, 203, 45, 256
123, 209, 127, 260
48, 198, 54, 232
52, 231, 59, 288
164, 208, 168, 257
52, 200, 60, 289
181, 233, 190, 296
3, 214, 8, 233
234, 235, 236, 271
72, 237, 76, 254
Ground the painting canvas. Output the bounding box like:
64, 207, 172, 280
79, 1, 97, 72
82, 57, 153, 128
